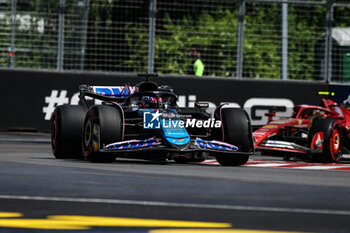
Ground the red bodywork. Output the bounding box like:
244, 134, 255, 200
253, 98, 350, 155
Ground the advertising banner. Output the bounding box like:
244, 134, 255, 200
0, 69, 330, 131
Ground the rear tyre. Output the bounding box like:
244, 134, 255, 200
51, 105, 87, 159
82, 105, 122, 163
309, 118, 342, 162
214, 107, 254, 166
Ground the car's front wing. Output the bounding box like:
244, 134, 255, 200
257, 140, 322, 154
99, 137, 253, 155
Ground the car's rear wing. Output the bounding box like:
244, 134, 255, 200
79, 85, 135, 105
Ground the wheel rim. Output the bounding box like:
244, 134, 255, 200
84, 118, 92, 148
92, 124, 99, 151
330, 129, 341, 161
51, 113, 58, 152
311, 132, 324, 149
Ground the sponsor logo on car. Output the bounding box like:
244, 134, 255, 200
263, 125, 278, 129
93, 86, 136, 97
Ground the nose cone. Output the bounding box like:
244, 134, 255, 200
161, 119, 190, 147
167, 137, 191, 146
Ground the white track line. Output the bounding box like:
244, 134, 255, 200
245, 163, 291, 167
0, 138, 50, 143
291, 166, 344, 170
0, 195, 349, 216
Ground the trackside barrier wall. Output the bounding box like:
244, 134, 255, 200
1, 69, 348, 132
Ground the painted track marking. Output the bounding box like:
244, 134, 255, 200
0, 212, 303, 232
0, 195, 350, 216
0, 212, 230, 230
151, 230, 303, 233
201, 159, 350, 171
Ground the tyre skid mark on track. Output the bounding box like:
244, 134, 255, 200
201, 159, 350, 171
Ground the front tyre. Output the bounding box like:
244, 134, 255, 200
309, 118, 342, 162
214, 107, 254, 166
82, 105, 122, 163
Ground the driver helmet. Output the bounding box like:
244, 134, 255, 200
311, 109, 323, 117
141, 96, 161, 108
302, 111, 310, 119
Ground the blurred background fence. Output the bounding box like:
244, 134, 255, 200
0, 0, 350, 82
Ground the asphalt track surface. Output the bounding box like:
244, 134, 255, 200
0, 132, 350, 233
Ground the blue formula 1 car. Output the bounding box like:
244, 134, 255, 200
51, 75, 254, 166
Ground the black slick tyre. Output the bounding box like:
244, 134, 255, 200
214, 107, 254, 166
51, 105, 87, 159
82, 105, 122, 163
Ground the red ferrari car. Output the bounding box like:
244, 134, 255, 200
253, 95, 350, 162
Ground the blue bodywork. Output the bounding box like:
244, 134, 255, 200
103, 109, 238, 153
161, 118, 190, 146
